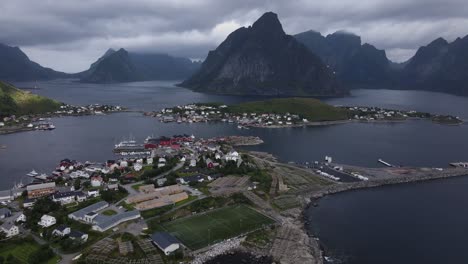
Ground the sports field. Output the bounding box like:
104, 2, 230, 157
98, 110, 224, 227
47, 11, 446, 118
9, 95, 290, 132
160, 204, 275, 250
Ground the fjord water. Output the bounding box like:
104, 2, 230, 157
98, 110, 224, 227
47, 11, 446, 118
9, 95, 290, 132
2, 80, 468, 263
307, 176, 468, 264
2, 80, 468, 190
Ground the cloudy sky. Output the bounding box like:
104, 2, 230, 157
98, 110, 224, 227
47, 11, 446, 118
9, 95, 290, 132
1, 0, 467, 73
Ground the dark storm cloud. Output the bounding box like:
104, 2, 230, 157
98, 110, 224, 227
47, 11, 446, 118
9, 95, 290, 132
1, 0, 467, 72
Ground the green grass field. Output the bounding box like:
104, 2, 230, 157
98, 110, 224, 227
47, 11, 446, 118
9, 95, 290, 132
159, 205, 275, 250
228, 97, 349, 122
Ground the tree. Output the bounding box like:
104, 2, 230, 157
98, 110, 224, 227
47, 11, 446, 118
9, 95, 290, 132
73, 179, 81, 190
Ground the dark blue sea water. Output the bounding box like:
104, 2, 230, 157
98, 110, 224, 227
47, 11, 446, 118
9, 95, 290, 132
306, 176, 468, 264
2, 79, 468, 263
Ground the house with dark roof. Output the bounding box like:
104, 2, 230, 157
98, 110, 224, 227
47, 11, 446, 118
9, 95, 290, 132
151, 232, 180, 255
69, 230, 88, 242
0, 208, 11, 219
177, 174, 205, 185
52, 225, 71, 237
1, 222, 19, 238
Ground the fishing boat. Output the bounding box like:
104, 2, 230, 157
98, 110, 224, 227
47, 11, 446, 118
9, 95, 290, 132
27, 170, 39, 177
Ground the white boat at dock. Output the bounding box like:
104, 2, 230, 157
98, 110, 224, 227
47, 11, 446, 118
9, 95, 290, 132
27, 169, 39, 177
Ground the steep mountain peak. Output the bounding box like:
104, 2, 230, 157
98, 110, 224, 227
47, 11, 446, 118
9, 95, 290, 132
327, 31, 361, 46
104, 48, 116, 56
427, 37, 448, 48
251, 12, 285, 36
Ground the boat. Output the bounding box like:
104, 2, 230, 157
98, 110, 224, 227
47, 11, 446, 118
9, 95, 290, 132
35, 173, 48, 180
35, 123, 55, 130
27, 170, 38, 177
27, 123, 33, 128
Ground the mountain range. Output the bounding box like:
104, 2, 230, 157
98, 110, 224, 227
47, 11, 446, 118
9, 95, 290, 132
0, 12, 467, 96
180, 12, 345, 96
77, 48, 201, 83
294, 30, 396, 88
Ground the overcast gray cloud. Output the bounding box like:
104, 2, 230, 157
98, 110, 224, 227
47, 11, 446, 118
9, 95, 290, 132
1, 0, 467, 72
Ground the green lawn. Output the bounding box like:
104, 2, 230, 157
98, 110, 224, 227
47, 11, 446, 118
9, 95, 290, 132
102, 209, 118, 216
159, 205, 275, 250
0, 242, 38, 263
0, 240, 59, 264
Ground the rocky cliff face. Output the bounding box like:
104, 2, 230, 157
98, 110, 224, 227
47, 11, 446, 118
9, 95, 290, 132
0, 43, 68, 81
400, 36, 468, 95
295, 31, 393, 87
180, 12, 346, 96
79, 48, 200, 83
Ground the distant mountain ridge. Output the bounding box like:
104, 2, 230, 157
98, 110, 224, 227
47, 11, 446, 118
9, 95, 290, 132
294, 30, 395, 88
400, 36, 468, 95
180, 12, 347, 96
0, 43, 69, 81
78, 48, 201, 83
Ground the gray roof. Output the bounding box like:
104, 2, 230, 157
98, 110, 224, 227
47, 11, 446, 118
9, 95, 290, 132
68, 201, 109, 219
151, 232, 179, 249
69, 230, 86, 238
0, 207, 11, 216
54, 225, 69, 232
1, 222, 16, 230
26, 182, 55, 191
94, 210, 140, 231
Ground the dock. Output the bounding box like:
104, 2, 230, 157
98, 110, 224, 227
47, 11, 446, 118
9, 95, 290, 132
378, 159, 393, 167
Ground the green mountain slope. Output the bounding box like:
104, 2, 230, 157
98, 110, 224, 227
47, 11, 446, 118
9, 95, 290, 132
0, 81, 61, 117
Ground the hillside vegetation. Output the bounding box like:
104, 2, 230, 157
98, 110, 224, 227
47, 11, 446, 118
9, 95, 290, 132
229, 97, 349, 122
0, 81, 61, 117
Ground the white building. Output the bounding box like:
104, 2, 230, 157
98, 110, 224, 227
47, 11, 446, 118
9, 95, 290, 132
224, 151, 240, 162
38, 214, 56, 227
134, 162, 143, 172
52, 225, 71, 237
15, 213, 26, 223
87, 190, 100, 197
91, 176, 103, 187
151, 232, 180, 255
1, 222, 19, 238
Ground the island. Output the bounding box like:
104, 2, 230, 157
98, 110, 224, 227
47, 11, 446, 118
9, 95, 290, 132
144, 97, 464, 128
0, 81, 125, 134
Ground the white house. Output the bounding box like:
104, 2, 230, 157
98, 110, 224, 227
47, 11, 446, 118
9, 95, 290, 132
38, 214, 56, 227
91, 176, 103, 187
52, 225, 71, 237
15, 213, 26, 223
134, 162, 143, 172
147, 157, 153, 165
224, 151, 240, 162
189, 159, 197, 167
87, 190, 100, 197
1, 222, 19, 238
69, 230, 88, 242
151, 232, 180, 255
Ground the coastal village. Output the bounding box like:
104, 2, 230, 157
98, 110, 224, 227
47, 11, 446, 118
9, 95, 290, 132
0, 104, 124, 134
1, 130, 468, 264
144, 103, 463, 128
